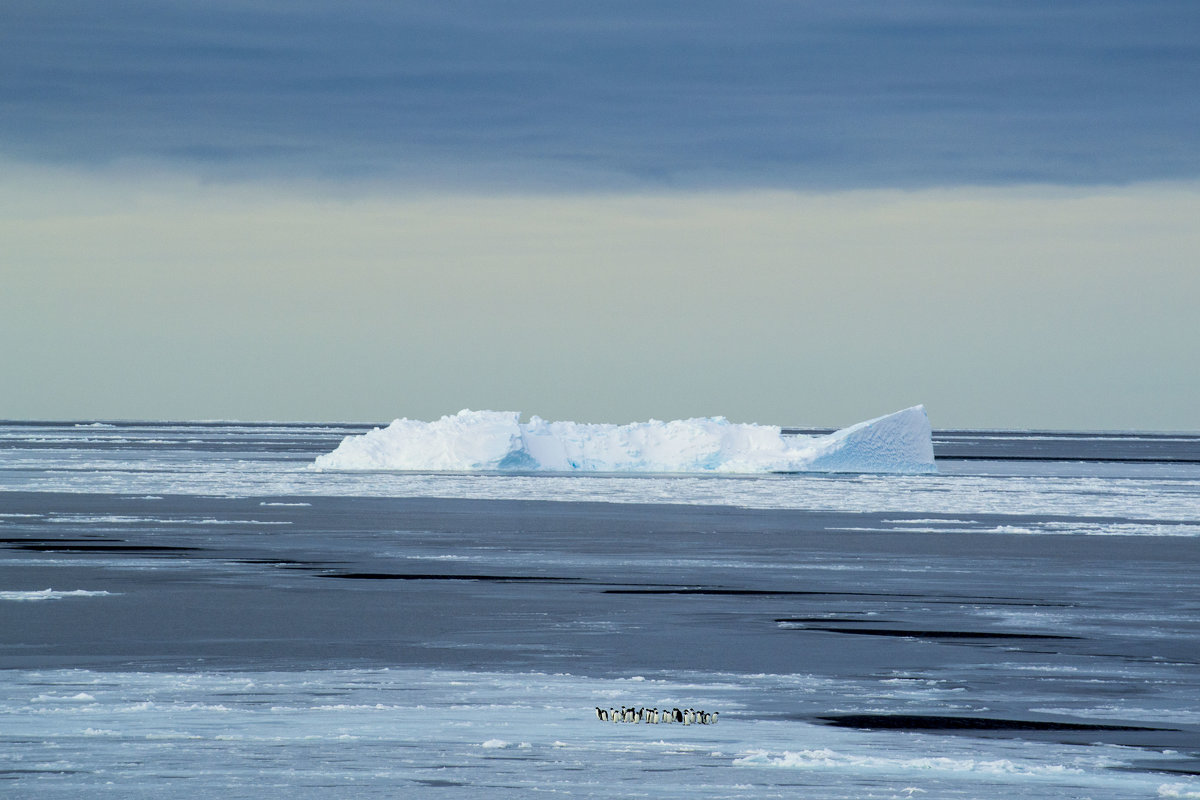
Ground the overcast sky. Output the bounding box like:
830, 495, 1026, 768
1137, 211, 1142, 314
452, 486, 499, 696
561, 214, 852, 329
3, 1, 1198, 429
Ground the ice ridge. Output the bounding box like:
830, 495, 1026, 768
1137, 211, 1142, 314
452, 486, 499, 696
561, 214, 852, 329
312, 406, 935, 475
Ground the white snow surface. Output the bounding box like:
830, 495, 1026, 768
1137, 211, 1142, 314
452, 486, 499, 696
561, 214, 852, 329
312, 406, 935, 474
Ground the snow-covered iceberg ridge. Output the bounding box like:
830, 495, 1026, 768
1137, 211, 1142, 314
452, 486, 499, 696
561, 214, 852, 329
312, 406, 936, 475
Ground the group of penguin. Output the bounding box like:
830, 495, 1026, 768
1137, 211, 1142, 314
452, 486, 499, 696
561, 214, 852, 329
595, 706, 717, 725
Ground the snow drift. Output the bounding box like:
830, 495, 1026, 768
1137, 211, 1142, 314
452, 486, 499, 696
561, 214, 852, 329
312, 406, 935, 474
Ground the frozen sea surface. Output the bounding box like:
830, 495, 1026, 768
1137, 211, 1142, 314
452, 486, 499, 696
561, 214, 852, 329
1, 421, 1198, 798
3, 668, 1194, 800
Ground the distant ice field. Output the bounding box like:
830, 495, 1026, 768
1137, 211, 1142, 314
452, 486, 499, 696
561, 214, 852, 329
1, 421, 1198, 529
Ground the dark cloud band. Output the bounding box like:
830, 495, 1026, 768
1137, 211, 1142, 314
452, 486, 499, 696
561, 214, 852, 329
2, 1, 1197, 188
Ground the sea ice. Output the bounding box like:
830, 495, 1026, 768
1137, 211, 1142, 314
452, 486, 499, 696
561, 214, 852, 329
0, 589, 116, 601
312, 406, 935, 474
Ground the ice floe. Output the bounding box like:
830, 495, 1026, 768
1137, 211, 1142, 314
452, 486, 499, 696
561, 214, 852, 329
0, 589, 116, 601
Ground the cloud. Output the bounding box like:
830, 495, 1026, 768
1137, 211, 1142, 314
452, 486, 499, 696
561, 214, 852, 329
1, 1, 1197, 189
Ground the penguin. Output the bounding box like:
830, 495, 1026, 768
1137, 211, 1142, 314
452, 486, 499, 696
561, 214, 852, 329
595, 706, 606, 721
673, 708, 683, 723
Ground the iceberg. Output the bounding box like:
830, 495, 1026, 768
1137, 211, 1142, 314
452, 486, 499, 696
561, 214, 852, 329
312, 406, 935, 475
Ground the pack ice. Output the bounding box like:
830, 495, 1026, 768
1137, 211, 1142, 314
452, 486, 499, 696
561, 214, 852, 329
312, 406, 935, 474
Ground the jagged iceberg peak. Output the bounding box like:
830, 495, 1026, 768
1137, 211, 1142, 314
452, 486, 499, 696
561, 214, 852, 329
312, 407, 936, 475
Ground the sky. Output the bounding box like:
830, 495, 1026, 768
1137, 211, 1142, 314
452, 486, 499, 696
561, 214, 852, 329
2, 1, 1198, 429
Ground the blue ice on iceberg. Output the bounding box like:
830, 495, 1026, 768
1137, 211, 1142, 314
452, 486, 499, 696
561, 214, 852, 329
312, 407, 936, 475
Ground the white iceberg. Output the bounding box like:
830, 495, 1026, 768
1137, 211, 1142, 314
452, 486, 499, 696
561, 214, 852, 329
312, 406, 935, 475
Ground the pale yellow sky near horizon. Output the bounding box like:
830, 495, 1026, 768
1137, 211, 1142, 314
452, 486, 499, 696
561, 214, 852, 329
3, 163, 1198, 430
